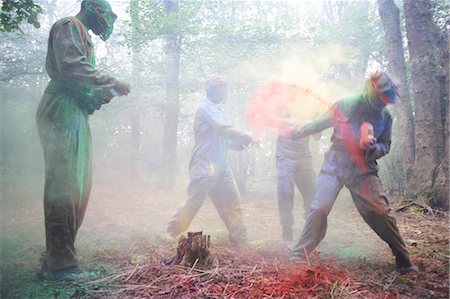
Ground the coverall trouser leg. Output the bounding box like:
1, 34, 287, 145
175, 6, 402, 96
277, 159, 316, 229
294, 164, 316, 217
167, 178, 210, 237
349, 175, 412, 267
37, 94, 92, 272
277, 162, 296, 229
167, 175, 247, 243
292, 172, 343, 257
209, 175, 247, 243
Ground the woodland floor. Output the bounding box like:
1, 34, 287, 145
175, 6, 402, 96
1, 173, 448, 298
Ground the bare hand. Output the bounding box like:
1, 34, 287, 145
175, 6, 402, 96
114, 80, 131, 96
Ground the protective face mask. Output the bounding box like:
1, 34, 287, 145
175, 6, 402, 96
96, 9, 117, 41
85, 1, 117, 41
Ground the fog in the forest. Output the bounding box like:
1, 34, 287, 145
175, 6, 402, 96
1, 0, 418, 269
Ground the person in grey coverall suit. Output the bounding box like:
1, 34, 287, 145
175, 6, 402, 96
167, 77, 259, 244
290, 72, 418, 274
275, 113, 317, 242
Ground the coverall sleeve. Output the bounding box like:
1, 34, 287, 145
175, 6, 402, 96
292, 105, 335, 139
227, 141, 247, 151
202, 104, 252, 147
52, 20, 116, 89
366, 114, 392, 161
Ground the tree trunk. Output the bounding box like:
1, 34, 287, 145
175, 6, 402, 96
130, 0, 141, 179
429, 2, 449, 209
160, 0, 181, 189
377, 0, 415, 171
165, 232, 213, 269
403, 0, 448, 209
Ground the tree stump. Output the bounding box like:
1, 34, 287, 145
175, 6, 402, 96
165, 231, 213, 269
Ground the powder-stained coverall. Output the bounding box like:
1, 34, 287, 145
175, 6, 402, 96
291, 94, 414, 269
276, 134, 316, 236
36, 17, 117, 271
167, 98, 252, 244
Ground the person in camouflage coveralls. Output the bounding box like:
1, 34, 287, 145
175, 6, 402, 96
290, 72, 418, 274
36, 0, 130, 279
167, 78, 259, 245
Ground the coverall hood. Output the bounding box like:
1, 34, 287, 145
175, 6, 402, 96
363, 71, 398, 111
206, 77, 228, 104
82, 0, 117, 41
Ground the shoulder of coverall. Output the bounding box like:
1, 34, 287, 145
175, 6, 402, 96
345, 93, 393, 125
54, 17, 92, 45
200, 98, 214, 107
196, 98, 215, 114
333, 94, 364, 119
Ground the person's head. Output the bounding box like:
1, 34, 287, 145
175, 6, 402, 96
364, 71, 399, 111
80, 0, 117, 41
205, 77, 228, 104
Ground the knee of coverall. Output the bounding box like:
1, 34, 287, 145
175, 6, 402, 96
277, 174, 295, 202
361, 195, 391, 219
350, 175, 391, 219
186, 179, 211, 209
308, 174, 342, 216
210, 177, 240, 202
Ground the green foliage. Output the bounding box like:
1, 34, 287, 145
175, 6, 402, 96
310, 1, 384, 78
393, 276, 409, 285
430, 0, 450, 32
0, 0, 42, 32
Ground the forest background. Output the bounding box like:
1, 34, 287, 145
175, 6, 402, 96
0, 0, 449, 298
1, 0, 448, 206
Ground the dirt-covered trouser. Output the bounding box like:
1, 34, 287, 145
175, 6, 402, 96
292, 170, 412, 268
167, 174, 247, 243
277, 157, 316, 229
36, 92, 92, 272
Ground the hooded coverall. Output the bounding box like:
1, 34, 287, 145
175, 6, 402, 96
276, 134, 316, 234
167, 98, 251, 243
291, 95, 414, 269
36, 17, 117, 271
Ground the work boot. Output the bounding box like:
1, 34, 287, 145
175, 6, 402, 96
229, 231, 248, 247
289, 249, 306, 261
229, 237, 248, 247
397, 264, 419, 274
167, 224, 181, 239
51, 266, 83, 281
395, 255, 419, 274
282, 226, 293, 242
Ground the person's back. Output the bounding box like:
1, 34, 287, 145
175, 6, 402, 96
276, 134, 312, 161
189, 99, 232, 178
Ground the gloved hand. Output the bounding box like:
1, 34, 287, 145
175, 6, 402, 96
250, 135, 262, 148
360, 137, 377, 150
366, 143, 382, 161
102, 92, 114, 103
114, 80, 131, 96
